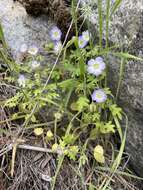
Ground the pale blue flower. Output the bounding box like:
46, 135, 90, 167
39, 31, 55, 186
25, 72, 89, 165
82, 30, 90, 42
50, 26, 62, 41
28, 45, 38, 56
19, 43, 28, 53
87, 57, 106, 76
78, 35, 88, 48
18, 74, 26, 87
91, 89, 107, 103
54, 41, 62, 55
31, 60, 40, 68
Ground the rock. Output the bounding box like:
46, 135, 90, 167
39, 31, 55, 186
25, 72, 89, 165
14, 0, 75, 40
80, 0, 143, 46
81, 0, 143, 176
0, 0, 54, 60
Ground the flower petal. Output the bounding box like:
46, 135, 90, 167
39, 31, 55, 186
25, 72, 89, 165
50, 26, 62, 41
91, 89, 107, 103
87, 59, 95, 66
95, 57, 104, 62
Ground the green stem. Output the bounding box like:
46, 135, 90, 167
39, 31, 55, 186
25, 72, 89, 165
116, 58, 125, 100
105, 0, 111, 49
0, 115, 26, 125
51, 155, 64, 190
54, 118, 58, 143
79, 50, 85, 79
98, 0, 103, 49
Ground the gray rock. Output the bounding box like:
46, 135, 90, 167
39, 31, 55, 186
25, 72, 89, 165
0, 0, 54, 60
81, 0, 143, 46
81, 0, 143, 176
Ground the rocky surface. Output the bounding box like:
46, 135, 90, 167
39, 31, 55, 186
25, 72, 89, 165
1, 0, 143, 177
14, 0, 76, 40
81, 0, 143, 177
0, 0, 54, 60
81, 0, 143, 47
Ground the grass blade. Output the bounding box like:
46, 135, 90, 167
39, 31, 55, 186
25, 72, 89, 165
98, 113, 128, 189
0, 22, 7, 49
116, 57, 125, 100
112, 52, 143, 61
98, 0, 103, 49
51, 155, 64, 190
110, 0, 122, 17
105, 0, 111, 48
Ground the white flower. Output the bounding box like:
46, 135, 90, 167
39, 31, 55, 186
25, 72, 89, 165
82, 30, 90, 42
50, 26, 62, 41
78, 35, 88, 48
91, 89, 107, 103
28, 45, 38, 55
53, 41, 62, 55
19, 43, 28, 53
18, 74, 26, 87
31, 60, 40, 68
87, 57, 106, 76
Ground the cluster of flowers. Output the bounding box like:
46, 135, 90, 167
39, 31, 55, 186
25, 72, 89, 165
88, 57, 107, 103
77, 30, 107, 103
18, 44, 40, 87
18, 26, 107, 103
78, 30, 90, 48
87, 57, 107, 103
50, 26, 63, 55
50, 27, 91, 53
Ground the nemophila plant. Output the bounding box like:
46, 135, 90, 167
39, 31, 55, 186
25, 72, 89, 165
4, 25, 123, 167
1, 1, 143, 189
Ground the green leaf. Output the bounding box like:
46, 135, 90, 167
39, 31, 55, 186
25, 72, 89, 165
67, 146, 79, 160
59, 79, 77, 91
88, 183, 96, 190
31, 115, 37, 123
62, 134, 76, 145
0, 22, 7, 48
110, 0, 122, 17
79, 153, 88, 167
76, 96, 89, 112
112, 52, 143, 61
100, 121, 115, 134
96, 121, 115, 134
90, 128, 99, 139
114, 116, 123, 141
110, 104, 122, 120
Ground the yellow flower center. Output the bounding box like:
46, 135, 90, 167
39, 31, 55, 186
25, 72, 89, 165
84, 35, 89, 40
93, 63, 100, 69
79, 40, 83, 45
54, 31, 59, 37
96, 93, 102, 99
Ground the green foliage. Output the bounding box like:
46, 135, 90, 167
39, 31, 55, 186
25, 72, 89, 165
110, 0, 123, 16
110, 104, 122, 120
4, 33, 124, 156
76, 96, 89, 112
1, 0, 140, 188
0, 22, 7, 48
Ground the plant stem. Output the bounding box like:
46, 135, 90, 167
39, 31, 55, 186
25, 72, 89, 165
105, 0, 111, 49
98, 0, 103, 49
116, 58, 125, 100
51, 155, 64, 190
